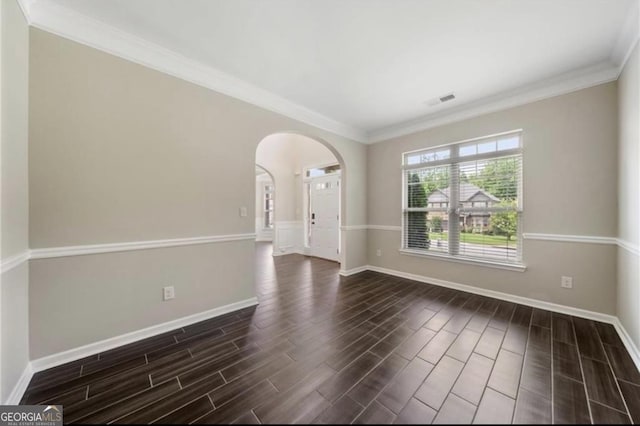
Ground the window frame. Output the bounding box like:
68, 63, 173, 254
263, 183, 274, 229
400, 130, 526, 272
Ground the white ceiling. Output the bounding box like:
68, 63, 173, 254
32, 0, 638, 142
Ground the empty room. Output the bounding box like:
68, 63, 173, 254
1, 0, 639, 424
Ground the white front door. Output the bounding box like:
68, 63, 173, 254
309, 174, 340, 262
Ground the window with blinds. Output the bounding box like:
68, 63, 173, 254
402, 131, 523, 265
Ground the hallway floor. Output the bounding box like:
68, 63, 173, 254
21, 242, 640, 424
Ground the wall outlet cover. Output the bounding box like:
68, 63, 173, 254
163, 286, 175, 300
561, 276, 573, 289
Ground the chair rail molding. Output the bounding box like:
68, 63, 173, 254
1, 250, 30, 275
29, 233, 256, 259
367, 225, 402, 232
522, 233, 618, 245
340, 225, 368, 231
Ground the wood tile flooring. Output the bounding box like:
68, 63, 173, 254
21, 242, 640, 424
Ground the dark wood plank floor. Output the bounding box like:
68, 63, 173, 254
21, 242, 640, 424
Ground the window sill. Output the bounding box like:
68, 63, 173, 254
399, 248, 527, 272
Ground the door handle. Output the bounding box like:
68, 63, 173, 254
311, 213, 316, 219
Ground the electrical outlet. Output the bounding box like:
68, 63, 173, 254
239, 207, 247, 217
376, 249, 382, 257
163, 286, 175, 301
561, 276, 573, 289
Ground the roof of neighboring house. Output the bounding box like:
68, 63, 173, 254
428, 183, 500, 203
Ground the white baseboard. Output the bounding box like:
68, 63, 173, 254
613, 318, 640, 374
30, 297, 258, 373
365, 263, 640, 371
12, 264, 640, 404
339, 266, 369, 276
366, 265, 616, 323
4, 363, 33, 405
272, 247, 304, 257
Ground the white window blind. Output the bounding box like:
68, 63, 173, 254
402, 131, 523, 265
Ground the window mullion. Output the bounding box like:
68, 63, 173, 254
449, 145, 460, 256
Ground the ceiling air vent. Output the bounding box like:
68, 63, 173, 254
426, 92, 456, 106
439, 93, 455, 102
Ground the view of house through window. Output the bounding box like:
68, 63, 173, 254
264, 184, 274, 229
403, 131, 523, 264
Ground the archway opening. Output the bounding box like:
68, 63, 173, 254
255, 132, 346, 264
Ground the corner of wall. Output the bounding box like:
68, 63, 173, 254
1, 0, 31, 405
616, 39, 640, 352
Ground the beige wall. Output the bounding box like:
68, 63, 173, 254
1, 1, 29, 257
367, 83, 619, 314
1, 264, 29, 399
0, 0, 30, 402
617, 41, 640, 348
20, 15, 635, 362
29, 30, 366, 248
30, 242, 254, 358
28, 28, 367, 358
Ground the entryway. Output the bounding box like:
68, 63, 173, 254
255, 132, 344, 263
306, 167, 341, 262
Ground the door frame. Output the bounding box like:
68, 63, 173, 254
303, 163, 341, 261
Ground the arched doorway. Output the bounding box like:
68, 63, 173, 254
255, 132, 346, 264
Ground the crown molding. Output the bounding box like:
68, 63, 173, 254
19, 0, 636, 146
611, 0, 640, 74
367, 61, 620, 143
20, 0, 367, 143
16, 0, 33, 24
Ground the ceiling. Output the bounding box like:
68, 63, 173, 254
27, 0, 639, 142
